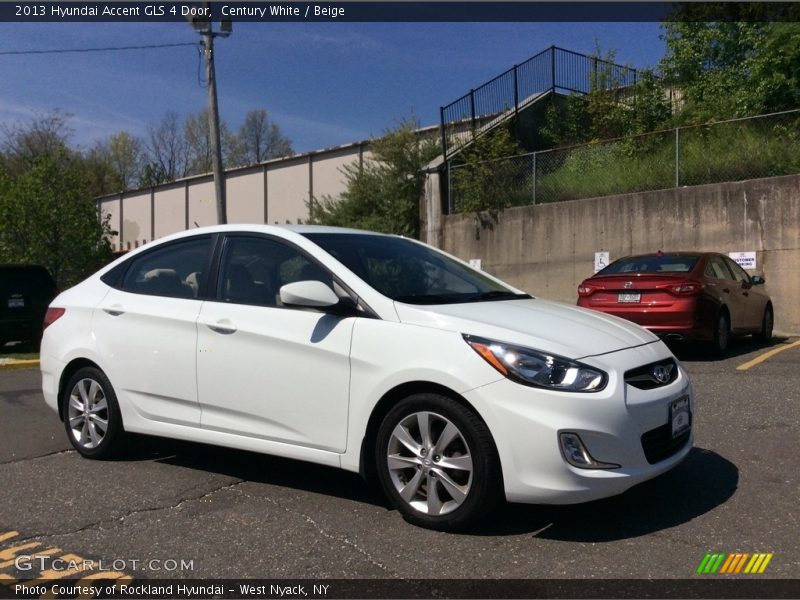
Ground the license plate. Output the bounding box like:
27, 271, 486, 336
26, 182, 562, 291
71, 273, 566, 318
618, 292, 641, 303
7, 298, 24, 308
670, 396, 691, 438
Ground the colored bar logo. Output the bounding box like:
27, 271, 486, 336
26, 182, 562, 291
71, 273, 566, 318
696, 552, 773, 574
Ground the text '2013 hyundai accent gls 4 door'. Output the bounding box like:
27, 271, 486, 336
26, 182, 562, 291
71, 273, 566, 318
41, 226, 693, 530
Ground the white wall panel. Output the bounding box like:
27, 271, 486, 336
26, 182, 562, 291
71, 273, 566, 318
312, 148, 361, 200
188, 180, 217, 228
227, 169, 265, 224
267, 160, 309, 225
121, 192, 151, 250
154, 184, 186, 239
100, 197, 121, 251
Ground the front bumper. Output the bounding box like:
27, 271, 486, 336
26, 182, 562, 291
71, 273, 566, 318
464, 342, 693, 504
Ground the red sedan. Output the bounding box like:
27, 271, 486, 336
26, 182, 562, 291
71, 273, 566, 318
577, 252, 773, 352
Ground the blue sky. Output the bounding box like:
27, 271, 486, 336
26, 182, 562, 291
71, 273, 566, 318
0, 21, 666, 152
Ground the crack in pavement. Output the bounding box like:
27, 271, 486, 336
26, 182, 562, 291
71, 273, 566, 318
230, 486, 396, 578
7, 479, 246, 545
0, 449, 75, 466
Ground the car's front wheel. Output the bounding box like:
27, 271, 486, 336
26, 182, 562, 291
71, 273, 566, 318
756, 304, 773, 342
62, 367, 126, 458
375, 393, 501, 531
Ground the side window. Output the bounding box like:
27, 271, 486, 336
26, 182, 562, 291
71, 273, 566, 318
706, 257, 733, 280
725, 257, 750, 284
121, 237, 210, 299
218, 236, 333, 307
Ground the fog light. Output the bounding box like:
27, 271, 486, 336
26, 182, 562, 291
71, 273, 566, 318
559, 432, 620, 470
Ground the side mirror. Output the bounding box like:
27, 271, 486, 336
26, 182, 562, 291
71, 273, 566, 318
751, 275, 765, 285
279, 281, 339, 308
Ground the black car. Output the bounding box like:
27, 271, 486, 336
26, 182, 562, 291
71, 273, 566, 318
0, 265, 58, 347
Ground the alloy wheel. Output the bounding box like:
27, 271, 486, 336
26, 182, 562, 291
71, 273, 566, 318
67, 378, 109, 449
386, 411, 473, 516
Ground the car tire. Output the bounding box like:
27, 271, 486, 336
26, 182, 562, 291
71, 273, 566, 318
375, 393, 501, 531
712, 310, 730, 355
756, 305, 773, 342
62, 367, 126, 459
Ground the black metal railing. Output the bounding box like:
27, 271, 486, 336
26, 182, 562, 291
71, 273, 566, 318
440, 46, 640, 158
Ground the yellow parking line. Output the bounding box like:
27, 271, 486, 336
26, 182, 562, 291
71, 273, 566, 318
0, 532, 18, 543
737, 339, 800, 371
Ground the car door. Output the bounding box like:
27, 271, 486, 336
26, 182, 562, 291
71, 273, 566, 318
196, 234, 354, 453
94, 235, 213, 427
724, 257, 763, 331
702, 256, 746, 331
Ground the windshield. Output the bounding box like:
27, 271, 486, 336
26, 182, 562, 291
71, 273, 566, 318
598, 255, 700, 275
303, 233, 529, 305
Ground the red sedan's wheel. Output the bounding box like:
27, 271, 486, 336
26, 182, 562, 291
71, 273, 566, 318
756, 305, 774, 342
712, 311, 730, 354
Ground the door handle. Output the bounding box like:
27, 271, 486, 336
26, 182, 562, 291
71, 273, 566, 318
102, 305, 125, 317
207, 320, 237, 335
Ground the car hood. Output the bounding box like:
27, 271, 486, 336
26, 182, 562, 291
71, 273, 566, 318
394, 298, 659, 359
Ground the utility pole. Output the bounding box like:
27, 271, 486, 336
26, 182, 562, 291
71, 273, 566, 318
189, 7, 231, 224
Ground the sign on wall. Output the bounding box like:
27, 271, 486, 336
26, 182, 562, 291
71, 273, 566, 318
594, 252, 610, 273
469, 259, 482, 271
729, 251, 757, 270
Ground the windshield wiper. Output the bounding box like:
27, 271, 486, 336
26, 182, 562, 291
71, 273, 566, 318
472, 291, 532, 302
394, 293, 467, 305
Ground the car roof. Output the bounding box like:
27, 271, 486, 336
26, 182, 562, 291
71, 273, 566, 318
155, 224, 392, 241
613, 251, 716, 260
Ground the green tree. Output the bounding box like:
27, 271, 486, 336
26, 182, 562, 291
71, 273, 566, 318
540, 51, 670, 148
233, 108, 293, 165
309, 118, 439, 237
106, 131, 143, 189
450, 126, 523, 229
0, 151, 114, 287
660, 21, 800, 121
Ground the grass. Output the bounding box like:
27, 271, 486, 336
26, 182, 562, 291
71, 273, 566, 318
0, 352, 40, 360
535, 118, 800, 203
452, 114, 800, 208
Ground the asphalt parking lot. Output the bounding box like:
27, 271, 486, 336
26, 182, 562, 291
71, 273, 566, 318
0, 337, 798, 585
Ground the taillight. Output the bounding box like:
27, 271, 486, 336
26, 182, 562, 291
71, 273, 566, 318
43, 307, 65, 330
578, 284, 596, 297
668, 281, 703, 296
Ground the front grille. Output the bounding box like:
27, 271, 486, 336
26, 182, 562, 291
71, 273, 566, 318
625, 358, 678, 390
641, 423, 691, 464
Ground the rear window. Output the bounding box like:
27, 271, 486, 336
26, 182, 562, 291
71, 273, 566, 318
598, 255, 699, 275
0, 266, 54, 295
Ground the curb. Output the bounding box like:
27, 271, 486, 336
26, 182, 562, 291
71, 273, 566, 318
0, 359, 40, 371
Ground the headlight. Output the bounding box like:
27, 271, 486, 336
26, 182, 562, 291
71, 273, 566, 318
463, 334, 607, 392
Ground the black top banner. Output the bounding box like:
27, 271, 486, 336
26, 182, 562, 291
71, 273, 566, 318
2, 2, 800, 23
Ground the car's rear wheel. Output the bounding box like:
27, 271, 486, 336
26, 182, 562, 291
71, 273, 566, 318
62, 367, 126, 458
375, 393, 501, 531
712, 310, 730, 354
756, 305, 773, 342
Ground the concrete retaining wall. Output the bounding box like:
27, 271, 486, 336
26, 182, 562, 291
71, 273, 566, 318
438, 175, 800, 334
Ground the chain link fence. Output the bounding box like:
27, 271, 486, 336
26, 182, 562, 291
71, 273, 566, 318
448, 109, 800, 213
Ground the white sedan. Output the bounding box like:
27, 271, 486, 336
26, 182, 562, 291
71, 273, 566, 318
40, 225, 693, 530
